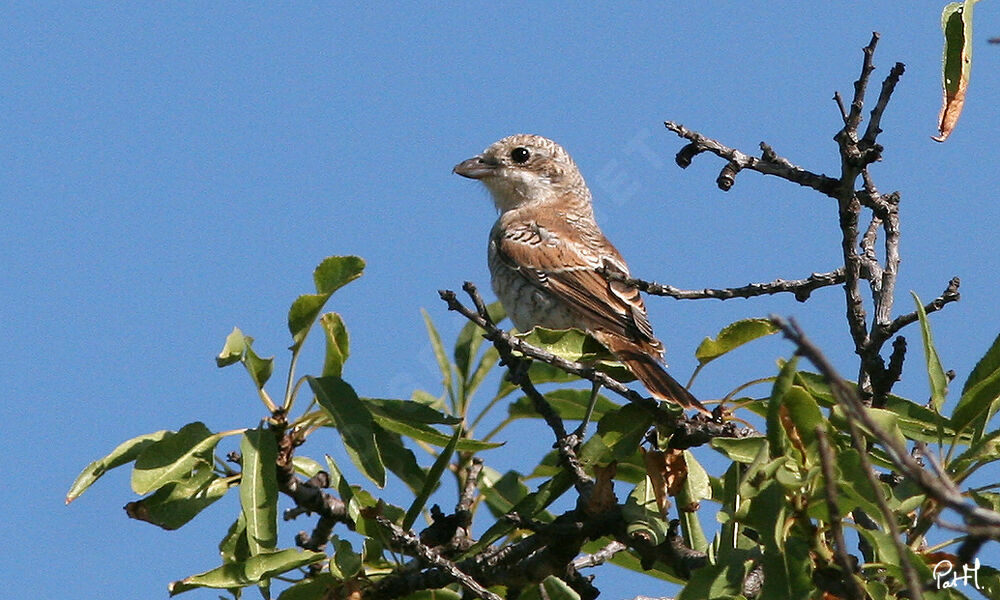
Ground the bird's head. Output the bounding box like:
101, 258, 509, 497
454, 134, 589, 213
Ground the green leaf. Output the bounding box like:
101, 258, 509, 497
481, 470, 530, 518
766, 357, 799, 459
535, 576, 581, 600
66, 430, 171, 503
244, 343, 274, 389
949, 428, 1000, 478
329, 537, 362, 579
374, 427, 427, 494
240, 427, 279, 555
677, 558, 749, 600
454, 301, 504, 380
469, 471, 574, 554
168, 548, 325, 595
217, 327, 247, 367
579, 403, 653, 467
422, 308, 456, 409
781, 386, 825, 465
309, 376, 385, 487
275, 574, 339, 600
466, 346, 500, 401
953, 332, 1000, 442
365, 397, 461, 425
623, 476, 669, 546
371, 415, 502, 451
219, 514, 249, 564
516, 327, 613, 362
288, 257, 363, 353
313, 255, 365, 294
830, 405, 908, 456
678, 450, 711, 553
125, 466, 235, 530
507, 388, 617, 422
711, 436, 768, 464
319, 312, 350, 378
913, 292, 949, 411
403, 427, 461, 530
935, 0, 978, 142
695, 318, 779, 365
288, 293, 332, 353
132, 422, 221, 495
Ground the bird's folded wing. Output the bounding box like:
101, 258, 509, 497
493, 221, 658, 347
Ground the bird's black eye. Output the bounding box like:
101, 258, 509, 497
510, 147, 531, 164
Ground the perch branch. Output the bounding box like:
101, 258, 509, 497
601, 267, 845, 303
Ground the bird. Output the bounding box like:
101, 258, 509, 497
454, 133, 710, 416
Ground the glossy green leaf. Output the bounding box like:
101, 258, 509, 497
288, 257, 364, 352
240, 427, 279, 555
319, 312, 350, 378
830, 405, 908, 455
766, 357, 799, 459
935, 0, 978, 142
371, 415, 501, 451
469, 471, 574, 554
949, 428, 1000, 477
66, 429, 171, 503
216, 327, 247, 367
516, 327, 614, 362
365, 397, 460, 425
913, 292, 949, 411
781, 386, 824, 465
623, 476, 669, 547
507, 388, 617, 422
288, 293, 332, 352
219, 514, 249, 564
168, 548, 325, 595
403, 427, 460, 530
579, 403, 652, 467
953, 332, 1000, 442
393, 588, 463, 600
454, 301, 504, 380
536, 576, 581, 600
711, 436, 768, 464
374, 427, 426, 493
481, 470, 530, 518
695, 318, 779, 365
310, 376, 385, 487
243, 343, 274, 389
422, 308, 456, 409
125, 466, 235, 530
313, 255, 365, 295
132, 422, 220, 495
275, 574, 340, 600
329, 537, 362, 579
676, 559, 749, 600
678, 450, 711, 553
466, 345, 500, 401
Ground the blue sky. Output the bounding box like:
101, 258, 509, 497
5, 4, 1000, 599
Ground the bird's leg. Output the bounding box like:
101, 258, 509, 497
572, 380, 603, 439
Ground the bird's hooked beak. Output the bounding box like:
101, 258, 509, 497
453, 154, 499, 179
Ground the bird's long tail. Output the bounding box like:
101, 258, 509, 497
612, 347, 711, 415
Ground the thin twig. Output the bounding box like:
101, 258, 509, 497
665, 121, 840, 196
817, 427, 865, 600
373, 515, 504, 600
601, 267, 845, 303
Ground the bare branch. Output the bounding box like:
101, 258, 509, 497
873, 277, 961, 345
601, 267, 845, 303
664, 121, 840, 196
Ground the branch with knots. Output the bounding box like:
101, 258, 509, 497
659, 32, 960, 406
